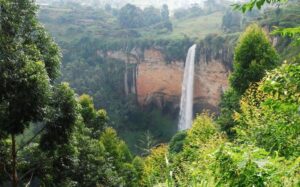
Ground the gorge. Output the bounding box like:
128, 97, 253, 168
59, 35, 234, 151
1, 1, 300, 186
100, 39, 231, 117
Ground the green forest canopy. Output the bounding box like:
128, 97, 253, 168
0, 0, 299, 186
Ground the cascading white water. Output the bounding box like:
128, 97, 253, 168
178, 44, 197, 131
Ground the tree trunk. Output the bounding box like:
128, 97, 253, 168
124, 54, 129, 96
12, 134, 18, 187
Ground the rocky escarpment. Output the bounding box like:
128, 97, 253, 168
100, 37, 233, 115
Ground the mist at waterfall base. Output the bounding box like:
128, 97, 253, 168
178, 44, 197, 131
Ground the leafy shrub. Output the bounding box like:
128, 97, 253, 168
164, 37, 193, 62
170, 113, 226, 186
148, 112, 300, 186
217, 88, 241, 138
141, 144, 171, 186
214, 143, 299, 187
168, 131, 187, 154
235, 62, 300, 158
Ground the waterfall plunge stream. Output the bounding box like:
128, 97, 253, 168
178, 44, 196, 131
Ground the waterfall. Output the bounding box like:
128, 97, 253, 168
178, 44, 197, 131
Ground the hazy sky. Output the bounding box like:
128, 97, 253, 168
37, 0, 245, 10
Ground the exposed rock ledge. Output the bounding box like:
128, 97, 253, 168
101, 47, 230, 114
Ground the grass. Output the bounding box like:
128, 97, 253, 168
171, 11, 224, 39
138, 11, 224, 41
39, 4, 225, 43
38, 5, 120, 42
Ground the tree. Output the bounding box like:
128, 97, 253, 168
78, 94, 97, 126
235, 63, 300, 158
38, 83, 78, 185
230, 24, 279, 94
161, 4, 173, 31
0, 1, 61, 186
118, 4, 144, 28
218, 24, 279, 137
222, 10, 242, 32
161, 4, 170, 22
169, 113, 226, 186
174, 4, 203, 20
189, 3, 204, 17
136, 130, 157, 156
168, 131, 187, 154
143, 6, 161, 26
71, 121, 110, 186
78, 94, 108, 138
217, 89, 240, 137
233, 0, 300, 44
99, 127, 137, 186
204, 0, 224, 13
104, 3, 112, 12
0, 138, 11, 185
100, 127, 132, 164
141, 145, 170, 186
132, 156, 144, 186
0, 29, 52, 187
1, 1, 138, 186
40, 83, 78, 150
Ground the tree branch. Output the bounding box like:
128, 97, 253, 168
25, 171, 34, 187
0, 161, 12, 181
16, 125, 46, 153
232, 0, 288, 13
19, 165, 39, 181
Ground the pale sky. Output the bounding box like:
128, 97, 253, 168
37, 0, 245, 10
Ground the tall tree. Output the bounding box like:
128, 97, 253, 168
222, 10, 242, 32
78, 94, 108, 138
161, 4, 173, 31
118, 4, 144, 28
161, 4, 170, 22
218, 24, 279, 137
143, 6, 161, 26
0, 0, 60, 186
38, 83, 78, 185
230, 24, 279, 94
40, 83, 78, 150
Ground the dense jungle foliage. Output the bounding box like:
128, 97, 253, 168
0, 0, 300, 186
140, 1, 300, 186
37, 0, 251, 153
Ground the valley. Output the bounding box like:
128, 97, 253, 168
0, 0, 299, 186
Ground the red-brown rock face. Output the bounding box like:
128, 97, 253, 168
105, 48, 230, 113
136, 60, 184, 108
194, 60, 229, 112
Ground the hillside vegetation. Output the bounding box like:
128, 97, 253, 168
37, 2, 230, 153
39, 4, 224, 42
36, 1, 300, 154
1, 0, 300, 186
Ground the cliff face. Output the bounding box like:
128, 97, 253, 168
103, 46, 230, 114
136, 53, 183, 110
